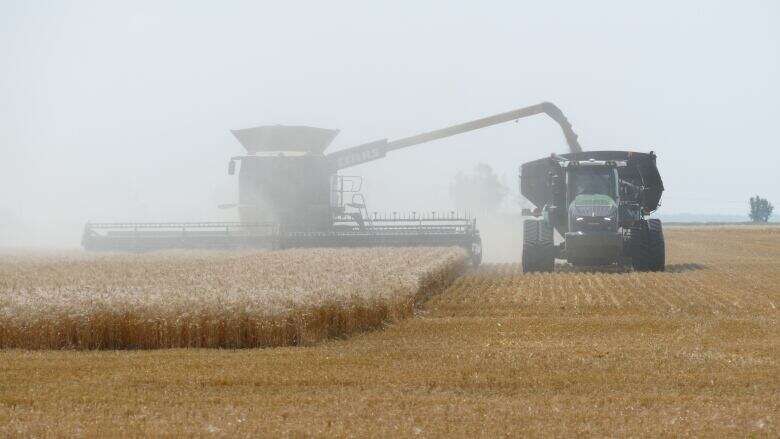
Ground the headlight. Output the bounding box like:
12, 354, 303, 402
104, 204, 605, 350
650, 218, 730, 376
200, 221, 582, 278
576, 217, 584, 222
603, 217, 612, 222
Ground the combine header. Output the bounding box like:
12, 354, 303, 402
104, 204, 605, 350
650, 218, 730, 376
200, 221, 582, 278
83, 102, 584, 265
83, 215, 477, 253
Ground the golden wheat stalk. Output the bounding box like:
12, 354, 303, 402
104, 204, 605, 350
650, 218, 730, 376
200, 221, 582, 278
0, 247, 467, 350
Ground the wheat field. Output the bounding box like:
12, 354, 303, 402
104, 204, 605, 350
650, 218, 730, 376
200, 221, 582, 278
0, 227, 777, 436
0, 247, 467, 349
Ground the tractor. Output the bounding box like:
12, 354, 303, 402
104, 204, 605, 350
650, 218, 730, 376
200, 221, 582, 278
520, 151, 665, 272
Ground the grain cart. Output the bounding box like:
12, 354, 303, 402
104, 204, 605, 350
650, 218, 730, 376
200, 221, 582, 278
520, 151, 665, 272
83, 102, 583, 265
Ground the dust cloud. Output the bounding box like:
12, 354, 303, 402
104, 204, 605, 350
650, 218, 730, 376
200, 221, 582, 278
476, 213, 525, 263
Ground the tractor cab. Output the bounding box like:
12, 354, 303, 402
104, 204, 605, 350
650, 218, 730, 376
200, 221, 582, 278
560, 160, 623, 265
565, 161, 620, 234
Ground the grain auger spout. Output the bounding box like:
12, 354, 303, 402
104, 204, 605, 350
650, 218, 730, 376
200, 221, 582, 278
83, 102, 583, 266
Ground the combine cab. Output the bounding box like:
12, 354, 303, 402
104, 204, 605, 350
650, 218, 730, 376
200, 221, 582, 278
520, 151, 665, 272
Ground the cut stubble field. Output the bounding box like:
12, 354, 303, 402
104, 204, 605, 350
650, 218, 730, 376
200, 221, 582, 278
1, 227, 778, 436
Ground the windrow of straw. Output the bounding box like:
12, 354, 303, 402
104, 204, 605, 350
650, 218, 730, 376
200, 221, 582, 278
0, 247, 467, 350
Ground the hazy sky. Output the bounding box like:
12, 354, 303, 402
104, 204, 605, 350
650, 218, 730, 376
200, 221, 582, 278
1, 1, 778, 245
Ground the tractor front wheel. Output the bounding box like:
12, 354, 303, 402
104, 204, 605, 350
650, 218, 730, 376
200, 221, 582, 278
522, 219, 555, 273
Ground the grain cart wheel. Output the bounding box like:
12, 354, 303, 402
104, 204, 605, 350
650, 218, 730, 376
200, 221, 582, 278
522, 219, 554, 273
633, 219, 665, 272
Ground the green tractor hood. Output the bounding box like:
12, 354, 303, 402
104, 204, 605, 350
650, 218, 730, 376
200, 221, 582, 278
572, 194, 616, 207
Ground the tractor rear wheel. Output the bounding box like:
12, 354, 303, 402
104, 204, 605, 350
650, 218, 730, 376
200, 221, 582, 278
522, 219, 555, 273
633, 219, 665, 272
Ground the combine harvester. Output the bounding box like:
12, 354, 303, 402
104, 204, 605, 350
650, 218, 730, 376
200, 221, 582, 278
82, 102, 583, 264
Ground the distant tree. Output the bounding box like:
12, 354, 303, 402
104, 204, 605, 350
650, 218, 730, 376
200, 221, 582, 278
749, 195, 774, 223
450, 163, 508, 212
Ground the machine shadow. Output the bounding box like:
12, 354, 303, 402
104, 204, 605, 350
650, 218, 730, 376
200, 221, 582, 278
663, 263, 707, 273
552, 262, 707, 274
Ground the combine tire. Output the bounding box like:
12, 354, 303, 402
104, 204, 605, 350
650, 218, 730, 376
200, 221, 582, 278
522, 219, 555, 273
470, 234, 483, 266
633, 219, 665, 272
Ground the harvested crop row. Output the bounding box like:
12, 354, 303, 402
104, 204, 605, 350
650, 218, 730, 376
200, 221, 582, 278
0, 247, 467, 350
434, 228, 780, 318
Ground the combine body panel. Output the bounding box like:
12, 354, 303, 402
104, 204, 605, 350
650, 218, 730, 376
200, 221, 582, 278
236, 155, 333, 230
520, 150, 665, 272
